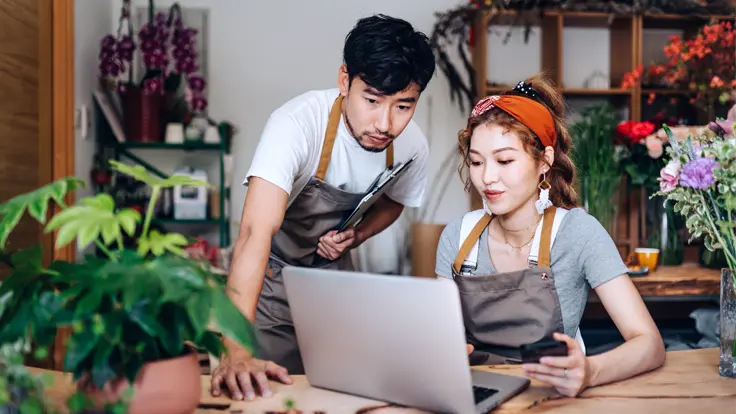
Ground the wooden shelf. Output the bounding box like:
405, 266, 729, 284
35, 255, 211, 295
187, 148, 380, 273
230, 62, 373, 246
487, 85, 632, 96
469, 10, 734, 254
564, 88, 632, 95
118, 141, 225, 151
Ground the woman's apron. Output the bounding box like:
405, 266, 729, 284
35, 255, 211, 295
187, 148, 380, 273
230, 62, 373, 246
254, 95, 394, 374
451, 206, 569, 365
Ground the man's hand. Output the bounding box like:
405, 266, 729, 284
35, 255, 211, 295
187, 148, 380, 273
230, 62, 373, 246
316, 229, 356, 260
210, 351, 292, 401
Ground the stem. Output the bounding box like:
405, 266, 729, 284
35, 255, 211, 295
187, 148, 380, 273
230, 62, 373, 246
699, 194, 736, 269
141, 186, 161, 239
116, 235, 124, 252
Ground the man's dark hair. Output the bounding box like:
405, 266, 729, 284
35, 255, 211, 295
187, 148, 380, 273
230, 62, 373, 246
343, 14, 435, 95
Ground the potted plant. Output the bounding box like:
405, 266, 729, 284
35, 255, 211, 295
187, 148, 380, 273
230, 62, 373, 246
0, 160, 254, 413
653, 123, 736, 378
569, 103, 622, 235
99, 0, 208, 142
0, 336, 58, 413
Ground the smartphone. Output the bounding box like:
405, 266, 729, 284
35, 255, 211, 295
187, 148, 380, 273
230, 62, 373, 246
520, 338, 568, 363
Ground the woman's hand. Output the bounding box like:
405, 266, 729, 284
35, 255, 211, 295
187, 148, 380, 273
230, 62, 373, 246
521, 332, 591, 397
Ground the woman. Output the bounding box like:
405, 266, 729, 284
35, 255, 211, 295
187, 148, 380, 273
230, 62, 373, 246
435, 74, 665, 397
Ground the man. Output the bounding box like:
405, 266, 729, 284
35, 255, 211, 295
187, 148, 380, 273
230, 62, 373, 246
210, 14, 436, 401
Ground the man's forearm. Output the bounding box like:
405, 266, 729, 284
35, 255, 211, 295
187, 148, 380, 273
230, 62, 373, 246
353, 196, 404, 247
227, 226, 274, 322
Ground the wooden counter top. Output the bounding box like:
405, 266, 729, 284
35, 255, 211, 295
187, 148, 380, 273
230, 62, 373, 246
29, 348, 735, 413
627, 264, 721, 297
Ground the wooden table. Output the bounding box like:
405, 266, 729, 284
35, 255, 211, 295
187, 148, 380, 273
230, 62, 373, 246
628, 264, 721, 298
30, 348, 735, 413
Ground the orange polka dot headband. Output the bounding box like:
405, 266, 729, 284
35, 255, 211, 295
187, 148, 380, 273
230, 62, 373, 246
471, 81, 558, 148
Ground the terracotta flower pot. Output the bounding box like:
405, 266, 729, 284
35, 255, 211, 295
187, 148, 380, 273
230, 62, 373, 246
410, 222, 446, 278
79, 352, 201, 414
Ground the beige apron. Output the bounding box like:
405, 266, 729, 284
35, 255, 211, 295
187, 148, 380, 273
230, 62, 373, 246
451, 207, 566, 365
254, 95, 394, 374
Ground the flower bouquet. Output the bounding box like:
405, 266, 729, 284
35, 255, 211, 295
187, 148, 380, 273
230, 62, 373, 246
98, 0, 207, 142
622, 21, 735, 120
653, 123, 736, 377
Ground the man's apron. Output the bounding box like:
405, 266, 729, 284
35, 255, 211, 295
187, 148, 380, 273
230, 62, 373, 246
254, 95, 394, 374
451, 206, 584, 365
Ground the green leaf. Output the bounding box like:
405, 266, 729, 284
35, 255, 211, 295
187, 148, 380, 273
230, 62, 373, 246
116, 209, 141, 236
101, 219, 121, 245
11, 244, 43, 272
19, 398, 43, 414
199, 331, 225, 358
211, 289, 256, 355
0, 177, 84, 248
64, 326, 100, 372
109, 160, 160, 186
187, 291, 211, 339
137, 230, 190, 258
66, 392, 90, 413
158, 174, 211, 188
79, 193, 115, 211
77, 221, 102, 251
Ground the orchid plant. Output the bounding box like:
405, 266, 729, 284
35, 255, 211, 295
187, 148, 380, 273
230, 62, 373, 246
98, 0, 208, 114
653, 124, 736, 273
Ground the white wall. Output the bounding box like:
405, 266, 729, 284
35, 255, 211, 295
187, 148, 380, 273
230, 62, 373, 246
75, 0, 114, 200
91, 1, 675, 273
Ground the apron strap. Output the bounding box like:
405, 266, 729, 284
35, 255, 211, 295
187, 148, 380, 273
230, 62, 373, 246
315, 96, 395, 181
537, 207, 557, 268
452, 213, 492, 274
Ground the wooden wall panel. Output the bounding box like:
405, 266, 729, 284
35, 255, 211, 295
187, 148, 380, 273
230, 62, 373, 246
0, 0, 43, 269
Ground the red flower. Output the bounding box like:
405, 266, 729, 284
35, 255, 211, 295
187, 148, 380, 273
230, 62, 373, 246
616, 121, 655, 145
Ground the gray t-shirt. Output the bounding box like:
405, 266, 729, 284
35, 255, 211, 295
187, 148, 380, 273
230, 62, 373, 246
434, 207, 628, 338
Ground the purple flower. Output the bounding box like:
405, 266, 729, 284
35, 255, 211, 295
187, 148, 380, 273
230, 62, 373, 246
188, 75, 206, 92
191, 96, 208, 111
100, 35, 116, 50
143, 78, 163, 95
680, 158, 719, 190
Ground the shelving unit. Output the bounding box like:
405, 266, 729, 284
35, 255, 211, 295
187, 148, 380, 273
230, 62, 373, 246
469, 9, 735, 256
93, 101, 231, 248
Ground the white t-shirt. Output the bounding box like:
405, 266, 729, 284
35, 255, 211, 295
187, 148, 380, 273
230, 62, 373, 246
244, 88, 429, 208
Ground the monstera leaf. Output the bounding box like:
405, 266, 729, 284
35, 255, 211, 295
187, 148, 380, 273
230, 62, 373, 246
44, 193, 141, 251
109, 160, 210, 188
0, 177, 84, 248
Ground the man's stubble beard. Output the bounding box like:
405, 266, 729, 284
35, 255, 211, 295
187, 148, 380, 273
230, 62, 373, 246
342, 103, 394, 153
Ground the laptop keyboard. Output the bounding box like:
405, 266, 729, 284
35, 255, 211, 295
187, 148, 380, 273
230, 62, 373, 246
473, 386, 498, 403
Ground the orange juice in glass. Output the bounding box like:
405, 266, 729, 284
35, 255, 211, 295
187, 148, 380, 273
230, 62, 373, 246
635, 248, 660, 271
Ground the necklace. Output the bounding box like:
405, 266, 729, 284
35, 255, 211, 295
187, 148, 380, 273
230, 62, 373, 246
495, 216, 541, 253
503, 231, 536, 253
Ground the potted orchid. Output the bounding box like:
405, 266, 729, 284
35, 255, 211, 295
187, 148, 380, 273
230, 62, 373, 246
98, 0, 208, 142
653, 122, 736, 378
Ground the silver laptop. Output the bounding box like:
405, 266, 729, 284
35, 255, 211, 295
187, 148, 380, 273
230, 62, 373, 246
282, 267, 530, 414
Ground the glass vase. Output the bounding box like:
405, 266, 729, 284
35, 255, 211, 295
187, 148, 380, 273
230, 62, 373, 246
720, 269, 736, 378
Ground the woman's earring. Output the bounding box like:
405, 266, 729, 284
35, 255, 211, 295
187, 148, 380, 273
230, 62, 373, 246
535, 173, 552, 214
482, 198, 493, 216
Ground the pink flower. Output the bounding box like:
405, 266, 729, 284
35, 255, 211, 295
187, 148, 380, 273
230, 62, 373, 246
658, 160, 681, 193
645, 135, 664, 158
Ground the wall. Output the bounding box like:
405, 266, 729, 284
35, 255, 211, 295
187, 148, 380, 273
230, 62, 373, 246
97, 1, 676, 273
74, 0, 114, 257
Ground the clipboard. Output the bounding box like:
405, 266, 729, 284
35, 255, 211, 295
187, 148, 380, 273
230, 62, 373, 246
312, 154, 418, 267
335, 154, 417, 232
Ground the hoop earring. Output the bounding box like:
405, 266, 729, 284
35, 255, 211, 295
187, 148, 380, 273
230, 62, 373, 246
535, 173, 552, 214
